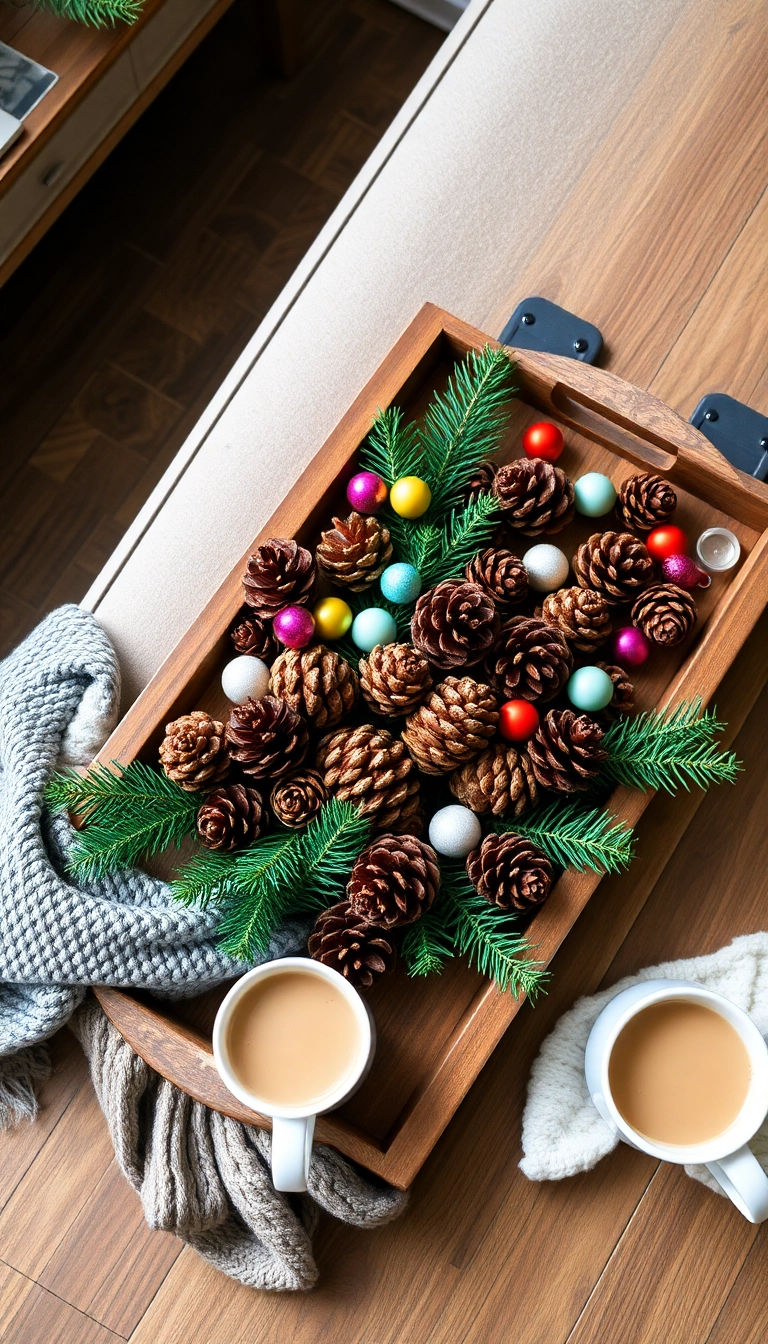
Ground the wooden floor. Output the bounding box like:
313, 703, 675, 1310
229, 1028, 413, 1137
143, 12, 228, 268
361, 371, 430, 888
3, 0, 768, 1341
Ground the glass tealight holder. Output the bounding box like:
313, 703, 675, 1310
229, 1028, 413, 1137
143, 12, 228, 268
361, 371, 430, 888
696, 527, 741, 573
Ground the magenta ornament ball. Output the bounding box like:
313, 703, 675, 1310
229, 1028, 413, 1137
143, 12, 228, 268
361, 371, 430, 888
613, 625, 651, 668
273, 605, 315, 649
347, 471, 388, 514
660, 553, 712, 590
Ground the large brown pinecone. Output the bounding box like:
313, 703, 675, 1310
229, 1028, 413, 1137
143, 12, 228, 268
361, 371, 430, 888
401, 677, 498, 775
572, 531, 653, 605
494, 457, 575, 535
226, 696, 308, 780
539, 586, 613, 652
229, 611, 278, 663
465, 547, 528, 612
484, 616, 573, 703
411, 579, 500, 670
466, 832, 553, 913
270, 644, 357, 730
308, 902, 395, 989
528, 709, 607, 792
449, 743, 538, 818
196, 783, 267, 851
630, 583, 696, 647
159, 711, 230, 792
596, 662, 635, 719
347, 834, 440, 929
316, 724, 422, 833
359, 643, 432, 716
616, 472, 677, 532
316, 511, 392, 590
269, 769, 326, 829
462, 460, 498, 505
242, 538, 316, 617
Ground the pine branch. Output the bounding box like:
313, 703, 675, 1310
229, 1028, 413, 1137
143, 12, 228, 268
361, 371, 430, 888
441, 867, 549, 999
359, 406, 422, 485
499, 799, 635, 874
422, 493, 502, 586
30, 0, 143, 25
217, 833, 305, 960
602, 699, 741, 794
401, 908, 456, 978
294, 797, 372, 908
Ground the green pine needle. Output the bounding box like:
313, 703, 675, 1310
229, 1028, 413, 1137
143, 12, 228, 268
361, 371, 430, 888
31, 0, 143, 26
499, 800, 635, 874
440, 867, 549, 999
401, 908, 456, 978
422, 493, 502, 587
602, 699, 741, 794
360, 406, 422, 485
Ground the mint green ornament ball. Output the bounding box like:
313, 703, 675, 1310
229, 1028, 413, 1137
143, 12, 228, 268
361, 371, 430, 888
351, 607, 398, 652
574, 472, 617, 517
567, 666, 614, 712
380, 562, 421, 604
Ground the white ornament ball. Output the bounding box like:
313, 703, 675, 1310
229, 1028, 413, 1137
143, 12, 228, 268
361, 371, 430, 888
221, 655, 271, 703
522, 543, 570, 593
428, 804, 483, 859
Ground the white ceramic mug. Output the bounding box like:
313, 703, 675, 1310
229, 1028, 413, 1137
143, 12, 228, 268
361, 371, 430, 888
213, 957, 375, 1193
585, 979, 768, 1223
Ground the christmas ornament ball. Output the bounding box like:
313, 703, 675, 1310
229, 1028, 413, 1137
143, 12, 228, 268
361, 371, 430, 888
273, 605, 315, 649
522, 421, 564, 462
428, 804, 483, 859
522, 543, 570, 593
351, 607, 398, 652
647, 524, 688, 562
613, 625, 651, 667
574, 472, 617, 518
221, 655, 271, 703
346, 470, 388, 514
660, 554, 711, 590
380, 561, 422, 604
499, 699, 540, 742
567, 666, 615, 712
389, 475, 432, 519
313, 596, 353, 640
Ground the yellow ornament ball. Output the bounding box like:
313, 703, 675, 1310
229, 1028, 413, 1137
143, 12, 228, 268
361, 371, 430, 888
312, 596, 353, 641
390, 475, 432, 519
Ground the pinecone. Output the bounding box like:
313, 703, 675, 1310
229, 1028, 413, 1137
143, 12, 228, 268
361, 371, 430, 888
226, 696, 308, 780
159, 711, 230, 792
484, 616, 573, 703
466, 832, 553, 913
462, 460, 498, 505
230, 611, 278, 663
359, 643, 432, 716
528, 709, 607, 792
494, 457, 575, 535
573, 531, 653, 605
242, 538, 316, 617
347, 834, 440, 928
308, 902, 395, 988
630, 583, 697, 647
269, 769, 326, 829
411, 579, 500, 670
401, 676, 498, 774
449, 743, 538, 818
596, 662, 635, 718
316, 724, 422, 833
616, 473, 677, 532
465, 548, 528, 612
196, 783, 267, 851
316, 511, 392, 591
539, 586, 613, 652
270, 644, 358, 730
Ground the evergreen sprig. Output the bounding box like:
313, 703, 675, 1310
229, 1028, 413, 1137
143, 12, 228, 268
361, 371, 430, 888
360, 406, 422, 485
498, 800, 635, 874
401, 908, 456, 978
422, 493, 502, 587
602, 700, 741, 793
30, 0, 143, 25
439, 865, 548, 999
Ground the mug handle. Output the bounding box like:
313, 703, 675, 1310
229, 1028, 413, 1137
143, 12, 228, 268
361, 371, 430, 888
271, 1115, 316, 1192
706, 1146, 768, 1223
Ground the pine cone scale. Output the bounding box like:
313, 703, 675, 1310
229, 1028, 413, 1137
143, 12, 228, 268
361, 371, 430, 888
402, 677, 498, 774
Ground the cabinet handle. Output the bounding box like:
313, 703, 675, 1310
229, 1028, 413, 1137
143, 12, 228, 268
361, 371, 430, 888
42, 162, 65, 188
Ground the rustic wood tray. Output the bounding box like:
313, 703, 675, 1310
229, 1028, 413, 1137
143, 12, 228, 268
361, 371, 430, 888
94, 304, 768, 1190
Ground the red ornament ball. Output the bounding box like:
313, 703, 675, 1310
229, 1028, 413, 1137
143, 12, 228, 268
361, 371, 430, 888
522, 422, 564, 462
647, 524, 688, 562
499, 699, 540, 743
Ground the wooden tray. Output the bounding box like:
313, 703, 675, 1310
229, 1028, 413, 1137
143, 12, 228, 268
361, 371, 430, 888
93, 303, 768, 1190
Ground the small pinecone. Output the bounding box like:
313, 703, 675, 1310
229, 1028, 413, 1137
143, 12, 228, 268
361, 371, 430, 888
462, 460, 498, 505
596, 662, 635, 718
159, 711, 230, 792
616, 473, 677, 532
401, 676, 498, 775
316, 724, 422, 833
484, 616, 573, 703
347, 834, 440, 928
528, 709, 607, 793
316, 511, 392, 591
359, 643, 432, 716
230, 611, 278, 663
196, 783, 267, 851
269, 769, 326, 829
630, 583, 697, 647
539, 586, 613, 652
226, 696, 308, 780
465, 548, 528, 612
573, 531, 653, 606
466, 832, 553, 914
411, 579, 500, 670
449, 743, 538, 818
270, 644, 357, 730
242, 538, 316, 617
308, 901, 395, 989
494, 457, 575, 535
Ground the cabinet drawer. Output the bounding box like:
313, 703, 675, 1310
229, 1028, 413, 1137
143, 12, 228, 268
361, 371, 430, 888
129, 0, 217, 90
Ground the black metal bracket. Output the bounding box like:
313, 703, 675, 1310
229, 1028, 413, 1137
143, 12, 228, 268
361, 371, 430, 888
690, 393, 768, 481
499, 296, 603, 364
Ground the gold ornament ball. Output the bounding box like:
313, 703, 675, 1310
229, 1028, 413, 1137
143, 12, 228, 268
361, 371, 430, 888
312, 596, 353, 640
390, 475, 432, 519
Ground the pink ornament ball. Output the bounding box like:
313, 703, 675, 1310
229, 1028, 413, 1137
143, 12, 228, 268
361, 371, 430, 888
273, 605, 315, 649
347, 471, 388, 514
660, 553, 712, 590
612, 626, 651, 668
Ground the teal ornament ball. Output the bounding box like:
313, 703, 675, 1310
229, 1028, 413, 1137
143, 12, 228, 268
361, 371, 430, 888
567, 665, 615, 712
574, 472, 617, 518
351, 607, 398, 652
380, 562, 422, 604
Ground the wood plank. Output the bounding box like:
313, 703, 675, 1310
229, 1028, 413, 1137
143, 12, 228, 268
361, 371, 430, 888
0, 1259, 121, 1344
705, 1234, 768, 1344
0, 1032, 88, 1213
